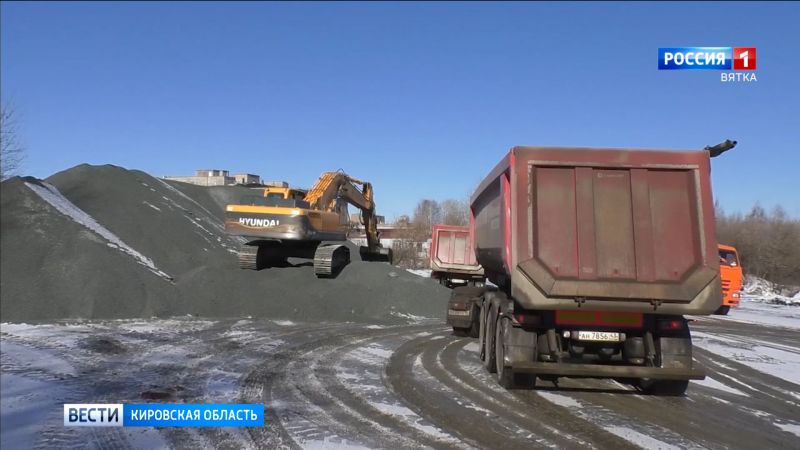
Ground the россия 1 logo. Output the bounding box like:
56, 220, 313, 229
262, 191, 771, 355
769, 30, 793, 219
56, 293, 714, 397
658, 47, 757, 82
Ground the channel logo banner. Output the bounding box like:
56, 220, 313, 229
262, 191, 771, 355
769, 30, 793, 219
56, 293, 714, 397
64, 404, 264, 427
658, 47, 732, 70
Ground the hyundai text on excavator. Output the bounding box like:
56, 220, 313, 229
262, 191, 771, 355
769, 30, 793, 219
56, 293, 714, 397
224, 172, 392, 277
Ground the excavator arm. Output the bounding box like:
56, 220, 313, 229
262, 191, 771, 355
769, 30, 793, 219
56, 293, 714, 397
303, 172, 384, 254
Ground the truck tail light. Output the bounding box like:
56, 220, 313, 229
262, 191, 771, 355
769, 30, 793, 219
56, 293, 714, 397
514, 313, 541, 326
657, 319, 686, 332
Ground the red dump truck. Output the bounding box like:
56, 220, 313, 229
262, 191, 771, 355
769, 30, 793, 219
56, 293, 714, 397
448, 143, 733, 395
430, 224, 485, 288
431, 224, 486, 337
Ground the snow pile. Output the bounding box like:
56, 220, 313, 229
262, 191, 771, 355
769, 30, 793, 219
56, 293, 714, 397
742, 276, 800, 306
407, 269, 432, 278
25, 181, 173, 281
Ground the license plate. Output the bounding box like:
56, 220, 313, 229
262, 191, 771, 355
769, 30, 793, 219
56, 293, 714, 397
576, 331, 621, 342
448, 309, 471, 317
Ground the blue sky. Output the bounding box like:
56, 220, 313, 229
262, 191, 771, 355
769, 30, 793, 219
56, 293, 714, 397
2, 2, 798, 219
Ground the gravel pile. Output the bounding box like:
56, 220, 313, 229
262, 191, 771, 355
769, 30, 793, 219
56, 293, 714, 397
0, 165, 448, 323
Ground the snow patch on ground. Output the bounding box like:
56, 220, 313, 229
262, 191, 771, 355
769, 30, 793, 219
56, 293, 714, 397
142, 201, 161, 211
390, 311, 430, 323
300, 438, 371, 450
693, 332, 800, 386
0, 373, 71, 450
605, 426, 682, 450
693, 376, 749, 397
775, 423, 800, 438
717, 300, 800, 330
406, 269, 432, 278
26, 181, 172, 281
273, 320, 296, 326
537, 391, 582, 408
537, 391, 704, 449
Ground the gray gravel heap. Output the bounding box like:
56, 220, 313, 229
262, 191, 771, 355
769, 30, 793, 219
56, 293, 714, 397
0, 164, 448, 323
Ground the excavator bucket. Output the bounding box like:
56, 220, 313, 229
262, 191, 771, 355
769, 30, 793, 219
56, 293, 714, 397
360, 246, 393, 264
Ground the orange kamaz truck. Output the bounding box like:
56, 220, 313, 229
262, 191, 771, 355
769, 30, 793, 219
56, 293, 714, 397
717, 244, 743, 315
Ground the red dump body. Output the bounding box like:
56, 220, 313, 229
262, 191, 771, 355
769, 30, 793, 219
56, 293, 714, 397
430, 224, 484, 278
471, 146, 722, 315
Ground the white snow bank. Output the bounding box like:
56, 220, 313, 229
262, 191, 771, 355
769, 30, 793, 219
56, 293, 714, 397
25, 181, 173, 281
743, 276, 799, 306
406, 269, 432, 278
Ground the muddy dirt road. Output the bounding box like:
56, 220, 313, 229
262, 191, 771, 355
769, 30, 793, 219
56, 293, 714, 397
2, 315, 799, 449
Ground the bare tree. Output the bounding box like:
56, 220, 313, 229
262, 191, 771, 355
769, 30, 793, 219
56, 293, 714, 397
716, 204, 800, 285
412, 199, 441, 235
440, 199, 469, 226
1, 104, 25, 180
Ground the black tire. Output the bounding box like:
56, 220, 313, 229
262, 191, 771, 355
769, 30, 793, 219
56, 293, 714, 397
452, 327, 470, 337
483, 304, 497, 373
495, 318, 515, 388
478, 303, 487, 361
468, 306, 480, 338
715, 305, 731, 315
640, 379, 690, 396
494, 318, 536, 389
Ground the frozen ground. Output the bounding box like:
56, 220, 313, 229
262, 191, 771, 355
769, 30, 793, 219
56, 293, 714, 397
2, 311, 799, 449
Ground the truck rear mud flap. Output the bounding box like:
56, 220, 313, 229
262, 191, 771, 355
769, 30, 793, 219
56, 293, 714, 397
512, 362, 705, 380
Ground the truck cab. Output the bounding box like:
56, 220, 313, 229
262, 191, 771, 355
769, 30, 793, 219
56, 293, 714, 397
717, 244, 743, 315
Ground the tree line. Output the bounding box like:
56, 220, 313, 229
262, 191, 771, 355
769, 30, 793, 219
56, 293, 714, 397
716, 204, 800, 286
390, 198, 470, 268
391, 198, 800, 285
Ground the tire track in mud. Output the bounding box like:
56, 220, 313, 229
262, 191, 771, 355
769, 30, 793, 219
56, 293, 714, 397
387, 334, 541, 449
533, 340, 800, 449
438, 338, 640, 449
240, 323, 440, 449
386, 332, 639, 449
313, 333, 466, 449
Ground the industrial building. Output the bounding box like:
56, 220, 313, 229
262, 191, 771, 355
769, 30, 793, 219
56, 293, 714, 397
163, 169, 261, 187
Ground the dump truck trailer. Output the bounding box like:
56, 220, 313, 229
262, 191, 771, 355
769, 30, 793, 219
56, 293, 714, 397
431, 224, 485, 288
456, 144, 727, 396
431, 224, 486, 337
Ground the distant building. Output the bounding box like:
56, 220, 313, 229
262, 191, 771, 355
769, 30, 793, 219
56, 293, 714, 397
349, 223, 426, 251
234, 173, 261, 185
164, 169, 261, 187
350, 213, 385, 225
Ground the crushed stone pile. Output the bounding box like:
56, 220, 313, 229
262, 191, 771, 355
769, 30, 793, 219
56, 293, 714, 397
0, 164, 449, 323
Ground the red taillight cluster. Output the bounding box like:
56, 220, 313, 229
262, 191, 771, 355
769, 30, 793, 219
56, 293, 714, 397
657, 319, 685, 332
514, 313, 541, 326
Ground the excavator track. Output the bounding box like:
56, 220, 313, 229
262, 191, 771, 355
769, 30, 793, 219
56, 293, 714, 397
314, 244, 350, 278
238, 245, 261, 270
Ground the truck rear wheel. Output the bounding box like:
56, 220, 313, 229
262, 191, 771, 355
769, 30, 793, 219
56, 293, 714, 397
640, 322, 692, 396
483, 304, 497, 373
452, 327, 470, 337
640, 380, 689, 396
468, 305, 480, 338
495, 318, 514, 388
478, 301, 487, 361
495, 316, 536, 389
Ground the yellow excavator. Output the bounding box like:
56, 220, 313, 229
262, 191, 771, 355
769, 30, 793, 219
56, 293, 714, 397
224, 172, 393, 277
